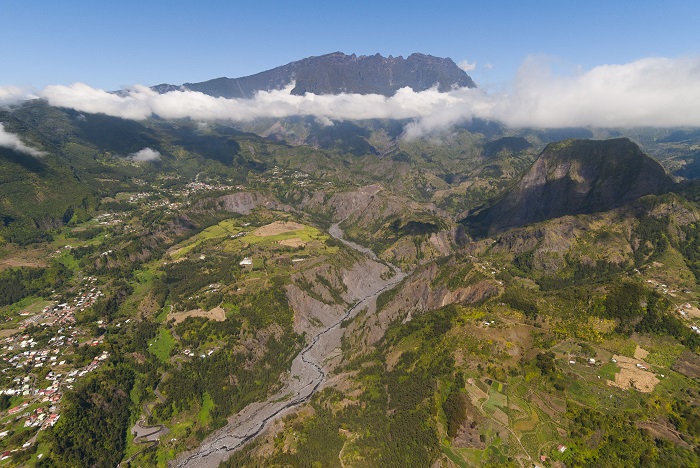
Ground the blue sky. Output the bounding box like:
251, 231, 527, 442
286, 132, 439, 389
2, 0, 699, 90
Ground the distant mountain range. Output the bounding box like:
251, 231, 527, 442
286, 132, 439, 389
152, 52, 476, 98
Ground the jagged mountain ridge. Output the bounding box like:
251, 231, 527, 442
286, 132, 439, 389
153, 52, 476, 98
465, 138, 675, 235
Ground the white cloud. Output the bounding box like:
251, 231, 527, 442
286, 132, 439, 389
458, 60, 477, 72
0, 86, 34, 107
23, 55, 700, 139
0, 123, 45, 157
496, 55, 700, 128
37, 82, 459, 122
40, 83, 155, 120
407, 55, 700, 137
129, 147, 161, 162
314, 115, 334, 127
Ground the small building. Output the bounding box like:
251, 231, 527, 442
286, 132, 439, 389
557, 444, 567, 453
239, 257, 253, 266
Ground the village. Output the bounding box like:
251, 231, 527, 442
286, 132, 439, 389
0, 275, 109, 461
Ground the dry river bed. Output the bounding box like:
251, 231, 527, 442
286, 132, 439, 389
173, 224, 406, 467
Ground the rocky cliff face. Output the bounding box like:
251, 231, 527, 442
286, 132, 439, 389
466, 138, 674, 235
194, 192, 292, 215
153, 52, 476, 98
343, 262, 500, 356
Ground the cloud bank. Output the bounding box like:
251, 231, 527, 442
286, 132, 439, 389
0, 86, 34, 107
26, 56, 700, 138
129, 147, 161, 162
0, 123, 45, 157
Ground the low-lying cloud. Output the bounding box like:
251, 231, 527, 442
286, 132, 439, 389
25, 55, 700, 138
129, 147, 161, 162
0, 123, 45, 157
0, 86, 34, 107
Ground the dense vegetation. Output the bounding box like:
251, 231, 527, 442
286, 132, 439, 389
0, 264, 70, 306
2, 100, 700, 467
41, 366, 135, 467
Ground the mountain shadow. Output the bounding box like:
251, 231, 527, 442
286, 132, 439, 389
464, 138, 674, 237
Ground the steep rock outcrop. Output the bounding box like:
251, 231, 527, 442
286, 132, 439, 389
466, 138, 674, 236
195, 192, 292, 215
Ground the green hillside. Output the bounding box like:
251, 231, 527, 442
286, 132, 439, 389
0, 101, 699, 466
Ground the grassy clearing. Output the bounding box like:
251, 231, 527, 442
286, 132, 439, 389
119, 266, 161, 317
601, 337, 637, 357
655, 369, 692, 394
54, 250, 80, 272
454, 447, 486, 465
197, 392, 214, 425
16, 298, 53, 316
0, 296, 48, 326
442, 444, 469, 467
170, 219, 242, 259
243, 225, 325, 246
597, 362, 620, 380
149, 328, 175, 363
644, 341, 685, 368
155, 302, 171, 323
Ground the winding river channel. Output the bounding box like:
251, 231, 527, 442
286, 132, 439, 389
174, 224, 406, 467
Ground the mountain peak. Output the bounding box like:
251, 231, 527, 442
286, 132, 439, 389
153, 52, 475, 99
465, 138, 674, 235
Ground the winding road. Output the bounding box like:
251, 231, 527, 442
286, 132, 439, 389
173, 224, 406, 467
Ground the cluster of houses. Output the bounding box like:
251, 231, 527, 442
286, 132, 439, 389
4, 402, 60, 432
182, 181, 235, 194
0, 276, 113, 456
95, 211, 124, 226
2, 346, 67, 376
182, 348, 215, 359
0, 347, 110, 457
23, 406, 59, 429
644, 278, 674, 294
674, 303, 700, 334
18, 278, 103, 330
568, 357, 597, 365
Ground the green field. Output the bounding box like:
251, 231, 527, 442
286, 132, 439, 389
597, 361, 620, 380
197, 392, 214, 425
170, 218, 243, 259
149, 328, 175, 363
